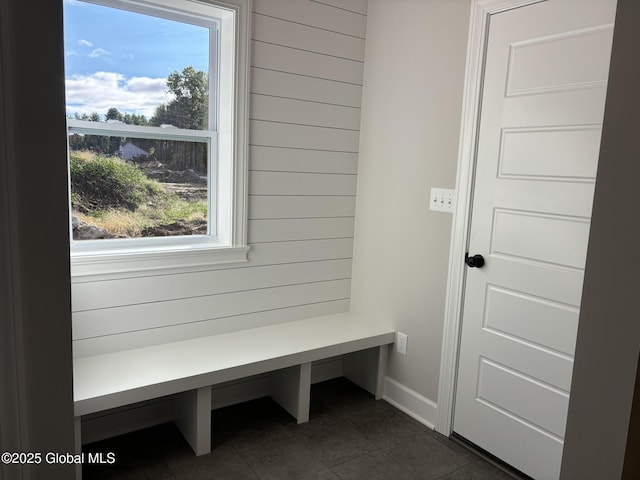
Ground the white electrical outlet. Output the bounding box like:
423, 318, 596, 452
430, 188, 455, 213
396, 332, 408, 355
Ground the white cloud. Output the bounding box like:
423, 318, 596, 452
65, 72, 172, 118
66, 49, 78, 57
78, 39, 93, 47
88, 48, 109, 59
127, 77, 167, 94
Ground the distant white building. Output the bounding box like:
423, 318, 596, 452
118, 142, 149, 161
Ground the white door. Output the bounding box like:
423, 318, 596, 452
453, 1, 616, 479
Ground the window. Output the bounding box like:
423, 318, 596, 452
63, 0, 250, 277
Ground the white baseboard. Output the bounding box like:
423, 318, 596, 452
80, 357, 343, 445
382, 377, 438, 430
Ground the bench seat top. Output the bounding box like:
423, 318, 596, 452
74, 312, 394, 416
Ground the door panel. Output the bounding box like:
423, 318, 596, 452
491, 209, 591, 269
483, 285, 579, 357
499, 127, 601, 180
505, 27, 613, 95
453, 1, 616, 478
477, 358, 569, 438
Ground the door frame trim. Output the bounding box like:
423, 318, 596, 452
435, 0, 546, 436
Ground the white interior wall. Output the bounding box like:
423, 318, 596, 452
72, 0, 368, 358
351, 0, 471, 423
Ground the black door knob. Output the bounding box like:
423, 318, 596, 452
465, 253, 485, 268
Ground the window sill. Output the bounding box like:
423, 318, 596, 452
70, 244, 250, 281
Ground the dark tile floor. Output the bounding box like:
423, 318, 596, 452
82, 378, 519, 480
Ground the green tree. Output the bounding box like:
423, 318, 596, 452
150, 66, 209, 171
73, 111, 108, 152
73, 111, 101, 122
151, 66, 208, 130
123, 112, 149, 126
105, 107, 124, 122
105, 108, 125, 154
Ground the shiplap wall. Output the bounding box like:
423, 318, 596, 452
71, 0, 367, 358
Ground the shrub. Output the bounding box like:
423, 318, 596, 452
70, 152, 155, 212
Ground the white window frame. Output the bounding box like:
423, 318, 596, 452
67, 0, 251, 279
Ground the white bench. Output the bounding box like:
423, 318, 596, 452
73, 312, 395, 456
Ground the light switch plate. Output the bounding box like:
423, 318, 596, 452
430, 188, 455, 213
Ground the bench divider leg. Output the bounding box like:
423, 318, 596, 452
174, 386, 212, 456
344, 345, 389, 400
269, 363, 311, 424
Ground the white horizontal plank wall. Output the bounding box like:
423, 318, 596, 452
72, 0, 366, 358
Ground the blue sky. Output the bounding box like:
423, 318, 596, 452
63, 0, 210, 118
